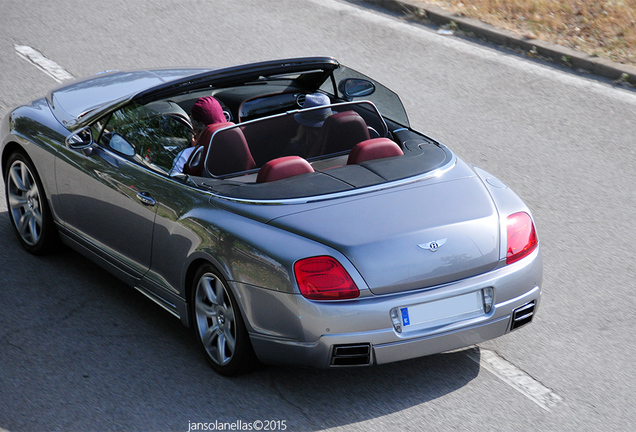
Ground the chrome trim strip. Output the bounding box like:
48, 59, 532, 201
134, 285, 181, 319
496, 286, 541, 309
514, 312, 534, 321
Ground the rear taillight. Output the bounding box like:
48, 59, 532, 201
294, 256, 359, 300
506, 212, 538, 264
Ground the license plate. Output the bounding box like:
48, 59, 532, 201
400, 291, 484, 330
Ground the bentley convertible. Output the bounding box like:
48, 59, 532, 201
1, 57, 542, 375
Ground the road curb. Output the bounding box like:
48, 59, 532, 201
363, 0, 636, 86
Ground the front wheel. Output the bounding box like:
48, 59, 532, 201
4, 152, 58, 255
191, 265, 257, 376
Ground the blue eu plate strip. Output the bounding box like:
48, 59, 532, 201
401, 307, 410, 326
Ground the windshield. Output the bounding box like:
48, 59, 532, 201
320, 65, 409, 127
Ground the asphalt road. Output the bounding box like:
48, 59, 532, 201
1, 0, 635, 431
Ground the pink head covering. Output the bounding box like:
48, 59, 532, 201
191, 96, 225, 125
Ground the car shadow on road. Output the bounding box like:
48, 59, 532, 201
0, 212, 481, 432
243, 349, 481, 431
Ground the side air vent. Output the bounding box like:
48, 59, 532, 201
511, 301, 535, 330
296, 93, 306, 108
331, 344, 371, 366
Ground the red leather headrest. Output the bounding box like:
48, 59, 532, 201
347, 138, 403, 164
257, 156, 314, 183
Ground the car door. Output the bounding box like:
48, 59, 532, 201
55, 102, 193, 281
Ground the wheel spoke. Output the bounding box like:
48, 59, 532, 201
224, 327, 236, 353
214, 279, 225, 306
195, 300, 216, 318
201, 324, 220, 348
224, 307, 235, 325
200, 277, 217, 304
217, 332, 227, 363
27, 214, 40, 241
9, 164, 28, 192
7, 190, 27, 209
31, 205, 43, 225
17, 213, 32, 237
21, 165, 33, 191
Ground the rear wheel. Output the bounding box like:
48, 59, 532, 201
191, 265, 257, 376
4, 152, 58, 254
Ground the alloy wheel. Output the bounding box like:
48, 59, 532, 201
194, 272, 237, 366
7, 159, 44, 246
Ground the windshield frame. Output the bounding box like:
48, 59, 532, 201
320, 65, 410, 128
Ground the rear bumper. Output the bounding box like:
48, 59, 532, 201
250, 288, 538, 368
373, 290, 536, 365
241, 247, 542, 369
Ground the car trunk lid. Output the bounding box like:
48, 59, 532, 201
268, 176, 500, 295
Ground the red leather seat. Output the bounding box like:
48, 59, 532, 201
306, 111, 370, 158
347, 138, 404, 164
184, 122, 257, 177
256, 156, 314, 183
184, 122, 232, 176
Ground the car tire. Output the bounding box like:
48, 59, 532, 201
191, 264, 257, 376
4, 151, 59, 255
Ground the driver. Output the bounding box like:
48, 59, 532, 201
171, 96, 226, 174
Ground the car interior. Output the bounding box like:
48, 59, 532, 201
100, 67, 454, 200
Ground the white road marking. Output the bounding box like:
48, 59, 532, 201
468, 347, 563, 412
14, 45, 74, 83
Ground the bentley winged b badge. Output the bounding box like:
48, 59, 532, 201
418, 238, 447, 252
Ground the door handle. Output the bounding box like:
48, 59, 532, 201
136, 191, 156, 206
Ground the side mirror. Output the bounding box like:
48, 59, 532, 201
339, 78, 376, 100
108, 133, 136, 157
65, 126, 93, 150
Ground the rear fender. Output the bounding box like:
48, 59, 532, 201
472, 165, 536, 261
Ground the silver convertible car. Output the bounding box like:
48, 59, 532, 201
1, 57, 541, 375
